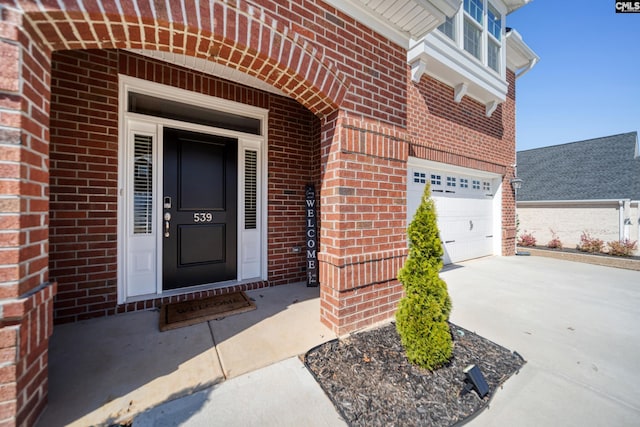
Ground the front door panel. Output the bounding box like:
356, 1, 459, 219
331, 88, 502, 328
163, 128, 237, 290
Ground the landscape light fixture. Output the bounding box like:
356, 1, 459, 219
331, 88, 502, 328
462, 364, 490, 398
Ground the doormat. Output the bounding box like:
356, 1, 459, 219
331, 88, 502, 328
159, 291, 256, 332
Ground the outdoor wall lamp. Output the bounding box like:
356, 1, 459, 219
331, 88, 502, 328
462, 364, 490, 398
510, 178, 523, 192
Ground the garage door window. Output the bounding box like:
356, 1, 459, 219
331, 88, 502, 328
472, 180, 480, 190
460, 178, 469, 188
447, 176, 457, 187
431, 174, 441, 186
413, 171, 427, 184
483, 181, 491, 191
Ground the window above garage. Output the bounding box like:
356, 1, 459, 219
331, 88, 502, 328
409, 0, 538, 117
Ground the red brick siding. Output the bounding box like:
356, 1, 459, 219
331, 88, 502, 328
49, 49, 320, 323
0, 12, 51, 300
21, 0, 408, 126
13, 284, 55, 427
49, 50, 120, 324
267, 95, 320, 284
318, 115, 409, 333
0, 7, 55, 427
0, 282, 56, 427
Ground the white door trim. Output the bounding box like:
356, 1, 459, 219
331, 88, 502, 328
117, 75, 268, 304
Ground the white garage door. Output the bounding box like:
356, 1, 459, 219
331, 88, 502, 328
408, 164, 499, 265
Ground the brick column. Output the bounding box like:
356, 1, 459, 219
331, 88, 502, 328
502, 70, 518, 256
318, 112, 409, 335
0, 6, 55, 426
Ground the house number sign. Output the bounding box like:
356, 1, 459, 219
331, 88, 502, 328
305, 184, 319, 287
193, 213, 213, 223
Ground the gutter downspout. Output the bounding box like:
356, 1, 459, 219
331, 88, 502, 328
619, 200, 625, 241
516, 57, 538, 80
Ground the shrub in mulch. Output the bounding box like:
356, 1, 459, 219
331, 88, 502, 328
607, 239, 638, 257
517, 232, 537, 247
304, 323, 525, 427
396, 181, 452, 371
546, 229, 563, 249
577, 231, 604, 253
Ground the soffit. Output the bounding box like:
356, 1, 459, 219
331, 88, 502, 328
324, 0, 462, 47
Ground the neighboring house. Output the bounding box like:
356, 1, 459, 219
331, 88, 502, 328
517, 132, 640, 251
0, 0, 537, 424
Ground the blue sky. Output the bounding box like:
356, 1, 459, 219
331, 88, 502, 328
508, 1, 640, 151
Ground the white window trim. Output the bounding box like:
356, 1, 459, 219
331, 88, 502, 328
117, 75, 268, 304
456, 0, 506, 77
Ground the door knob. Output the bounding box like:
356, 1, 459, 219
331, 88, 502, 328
164, 212, 171, 237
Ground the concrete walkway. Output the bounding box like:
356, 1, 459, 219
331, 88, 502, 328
37, 256, 640, 426
133, 357, 346, 427
36, 283, 338, 427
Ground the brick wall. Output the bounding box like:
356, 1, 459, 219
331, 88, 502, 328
49, 49, 320, 323
0, 284, 56, 427
49, 50, 120, 323
23, 0, 408, 128
318, 114, 409, 332
408, 71, 516, 168
518, 203, 623, 249
0, 6, 55, 426
267, 95, 321, 283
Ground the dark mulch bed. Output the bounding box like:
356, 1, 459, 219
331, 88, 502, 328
304, 323, 524, 427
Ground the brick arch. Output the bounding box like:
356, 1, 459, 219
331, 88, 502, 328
21, 0, 349, 117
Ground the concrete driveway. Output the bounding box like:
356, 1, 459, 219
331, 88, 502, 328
443, 256, 640, 426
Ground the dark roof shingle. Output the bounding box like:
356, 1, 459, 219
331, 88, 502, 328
516, 132, 640, 201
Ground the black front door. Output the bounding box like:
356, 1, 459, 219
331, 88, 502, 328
162, 128, 237, 290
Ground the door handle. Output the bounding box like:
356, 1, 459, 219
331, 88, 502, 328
164, 212, 171, 238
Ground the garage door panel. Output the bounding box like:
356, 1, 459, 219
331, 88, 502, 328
409, 166, 497, 265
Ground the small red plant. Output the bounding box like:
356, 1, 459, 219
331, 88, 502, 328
547, 229, 563, 249
577, 231, 604, 253
607, 239, 638, 257
518, 231, 537, 247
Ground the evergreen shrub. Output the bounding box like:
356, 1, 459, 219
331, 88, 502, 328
396, 182, 452, 371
